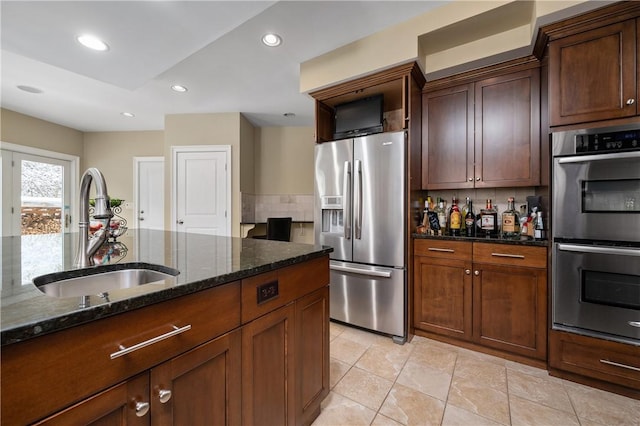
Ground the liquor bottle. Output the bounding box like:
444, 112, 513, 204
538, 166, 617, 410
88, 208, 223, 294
461, 196, 471, 233
434, 198, 447, 236
534, 210, 546, 240
464, 200, 476, 237
448, 197, 462, 236
501, 197, 520, 239
479, 199, 498, 238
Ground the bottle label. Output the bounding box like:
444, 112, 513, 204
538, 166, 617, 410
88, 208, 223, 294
502, 213, 516, 232
450, 212, 462, 229
481, 215, 495, 230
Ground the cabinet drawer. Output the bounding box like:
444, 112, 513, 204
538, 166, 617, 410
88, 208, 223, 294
549, 331, 640, 390
473, 243, 546, 268
1, 282, 241, 425
242, 256, 329, 323
414, 239, 472, 261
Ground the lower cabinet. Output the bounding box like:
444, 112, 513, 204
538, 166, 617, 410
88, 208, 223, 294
2, 256, 330, 426
36, 330, 242, 426
549, 330, 640, 396
241, 286, 330, 426
414, 239, 547, 361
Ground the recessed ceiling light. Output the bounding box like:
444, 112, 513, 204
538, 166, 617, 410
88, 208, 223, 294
17, 85, 43, 94
262, 33, 282, 47
171, 84, 188, 93
283, 112, 296, 118
76, 34, 109, 51
121, 112, 135, 118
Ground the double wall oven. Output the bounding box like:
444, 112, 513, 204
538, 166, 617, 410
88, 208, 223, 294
552, 124, 640, 346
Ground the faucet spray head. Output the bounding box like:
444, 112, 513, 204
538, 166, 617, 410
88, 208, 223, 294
92, 195, 113, 219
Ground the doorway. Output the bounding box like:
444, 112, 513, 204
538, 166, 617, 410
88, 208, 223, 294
171, 145, 231, 236
1, 145, 78, 237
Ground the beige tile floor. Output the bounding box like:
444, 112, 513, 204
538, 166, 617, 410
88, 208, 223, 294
312, 321, 640, 426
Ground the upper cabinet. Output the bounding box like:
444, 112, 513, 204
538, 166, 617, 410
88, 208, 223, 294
539, 2, 640, 127
309, 62, 425, 191
422, 59, 541, 190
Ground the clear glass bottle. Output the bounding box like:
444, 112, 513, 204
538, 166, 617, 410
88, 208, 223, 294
434, 198, 447, 236
448, 197, 462, 236
464, 200, 476, 237
501, 197, 520, 239
479, 198, 498, 238
534, 210, 546, 240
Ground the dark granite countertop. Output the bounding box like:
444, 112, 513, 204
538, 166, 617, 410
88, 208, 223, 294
412, 233, 549, 247
1, 230, 332, 346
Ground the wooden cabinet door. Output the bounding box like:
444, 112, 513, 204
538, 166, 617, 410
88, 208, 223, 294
475, 69, 540, 188
35, 374, 150, 426
150, 330, 241, 426
472, 263, 547, 360
414, 255, 473, 340
242, 303, 296, 426
549, 19, 637, 126
295, 286, 330, 426
422, 84, 474, 189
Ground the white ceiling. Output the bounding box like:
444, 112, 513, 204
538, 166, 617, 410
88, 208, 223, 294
1, 1, 447, 132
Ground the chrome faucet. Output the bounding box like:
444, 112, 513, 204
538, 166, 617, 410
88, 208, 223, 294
75, 168, 113, 268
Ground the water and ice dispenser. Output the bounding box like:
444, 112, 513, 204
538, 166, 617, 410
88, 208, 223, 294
320, 196, 344, 234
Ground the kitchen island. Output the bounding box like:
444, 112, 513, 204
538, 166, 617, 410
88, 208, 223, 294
1, 230, 331, 425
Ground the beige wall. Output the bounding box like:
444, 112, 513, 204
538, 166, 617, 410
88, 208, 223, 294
240, 114, 255, 194
300, 0, 593, 92
1, 108, 84, 162
83, 131, 164, 226
254, 127, 315, 195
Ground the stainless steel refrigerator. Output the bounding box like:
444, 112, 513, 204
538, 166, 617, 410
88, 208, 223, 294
314, 131, 407, 343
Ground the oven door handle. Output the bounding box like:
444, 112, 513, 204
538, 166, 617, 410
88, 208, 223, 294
557, 151, 640, 164
557, 244, 640, 257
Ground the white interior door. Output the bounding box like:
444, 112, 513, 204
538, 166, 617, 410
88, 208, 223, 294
134, 157, 164, 230
172, 146, 231, 236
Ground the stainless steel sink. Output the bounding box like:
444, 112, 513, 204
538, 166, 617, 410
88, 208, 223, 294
33, 263, 180, 298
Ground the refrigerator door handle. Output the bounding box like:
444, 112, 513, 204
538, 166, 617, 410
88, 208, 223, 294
344, 161, 352, 239
354, 160, 363, 240
330, 263, 392, 278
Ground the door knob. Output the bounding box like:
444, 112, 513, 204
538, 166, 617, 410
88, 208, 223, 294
139, 217, 144, 221
177, 220, 184, 224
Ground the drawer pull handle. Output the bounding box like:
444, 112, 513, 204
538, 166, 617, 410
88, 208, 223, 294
629, 321, 640, 328
600, 359, 640, 372
428, 248, 455, 253
134, 401, 150, 417
491, 253, 525, 259
110, 324, 192, 359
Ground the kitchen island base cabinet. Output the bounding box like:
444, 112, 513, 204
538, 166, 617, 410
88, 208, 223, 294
413, 239, 547, 362
36, 331, 242, 426
1, 255, 330, 426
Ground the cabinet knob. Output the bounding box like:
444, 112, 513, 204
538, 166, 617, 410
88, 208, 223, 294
468, 177, 473, 182
157, 388, 173, 403
626, 98, 635, 105
133, 401, 150, 417
475, 177, 481, 181
465, 269, 471, 275
474, 270, 480, 276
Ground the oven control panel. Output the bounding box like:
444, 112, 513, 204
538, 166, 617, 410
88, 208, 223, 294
576, 129, 640, 153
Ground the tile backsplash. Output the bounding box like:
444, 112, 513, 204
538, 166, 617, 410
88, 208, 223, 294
241, 193, 314, 223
